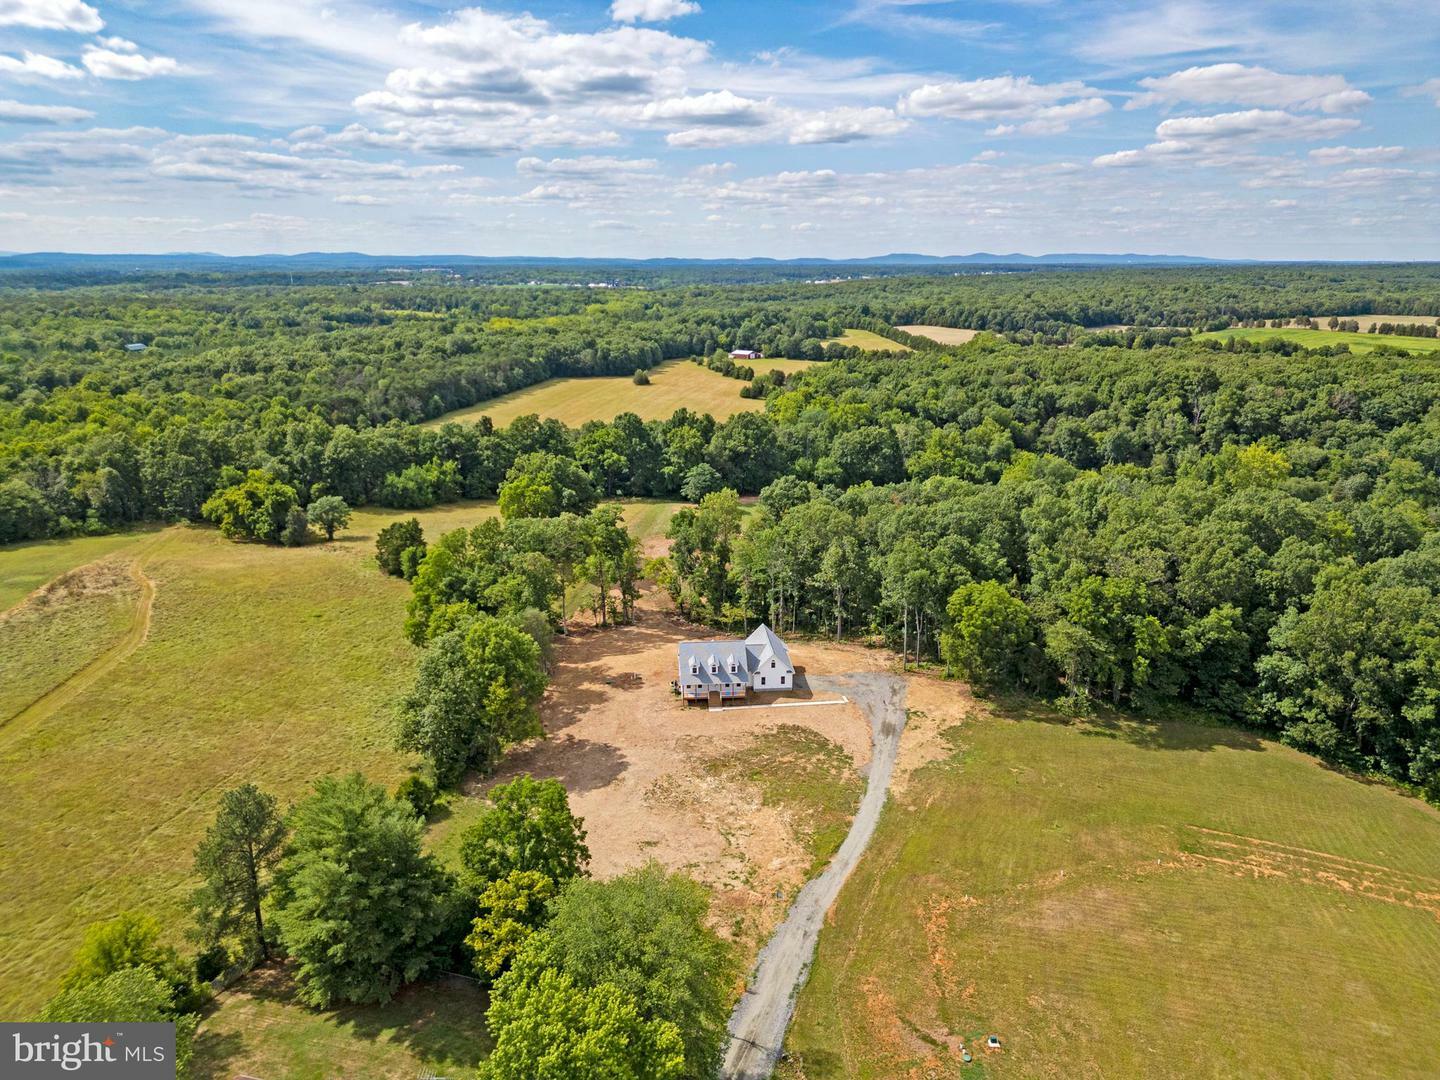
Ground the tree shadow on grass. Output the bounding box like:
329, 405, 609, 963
987, 693, 1266, 753
203, 965, 492, 1076
334, 978, 493, 1070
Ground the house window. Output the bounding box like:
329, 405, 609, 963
760, 676, 767, 686
770, 660, 775, 667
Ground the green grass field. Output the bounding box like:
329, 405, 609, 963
425, 357, 820, 429
0, 498, 682, 1021
781, 701, 1440, 1079
1198, 327, 1440, 354
821, 329, 913, 353
193, 967, 490, 1080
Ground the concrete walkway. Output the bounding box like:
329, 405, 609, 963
721, 672, 908, 1079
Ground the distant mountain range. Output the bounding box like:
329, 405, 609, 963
0, 250, 1227, 270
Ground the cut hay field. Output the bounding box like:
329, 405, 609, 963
424, 356, 820, 429
821, 328, 913, 352
1197, 326, 1440, 354
0, 498, 682, 1022
781, 701, 1440, 1079
1319, 314, 1440, 331
896, 324, 980, 345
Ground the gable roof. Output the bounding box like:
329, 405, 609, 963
677, 623, 793, 684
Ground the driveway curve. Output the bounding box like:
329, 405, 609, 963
722, 672, 908, 1080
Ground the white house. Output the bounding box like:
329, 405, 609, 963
676, 624, 794, 703
729, 348, 763, 360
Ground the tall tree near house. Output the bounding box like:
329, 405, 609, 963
579, 504, 642, 626
191, 783, 288, 962
395, 613, 547, 786
272, 773, 448, 1007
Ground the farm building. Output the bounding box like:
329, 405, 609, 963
729, 348, 763, 360
677, 624, 794, 703
124, 342, 148, 352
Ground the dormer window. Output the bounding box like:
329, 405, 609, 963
690, 660, 698, 675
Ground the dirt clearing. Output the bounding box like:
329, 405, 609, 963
434, 610, 894, 963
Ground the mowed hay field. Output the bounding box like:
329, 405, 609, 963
821, 329, 913, 352
896, 324, 981, 346
782, 703, 1440, 1079
0, 498, 680, 1022
1197, 326, 1440, 354
425, 356, 820, 429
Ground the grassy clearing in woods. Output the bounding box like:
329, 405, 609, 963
424, 357, 820, 429
820, 328, 914, 352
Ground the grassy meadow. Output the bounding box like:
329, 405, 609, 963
781, 701, 1440, 1079
1197, 326, 1440, 354
425, 357, 819, 429
0, 497, 682, 1021
0, 529, 158, 611
821, 328, 913, 352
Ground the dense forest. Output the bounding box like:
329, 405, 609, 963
3, 265, 1439, 800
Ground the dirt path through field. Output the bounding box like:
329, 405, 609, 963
1, 558, 155, 735
722, 672, 908, 1080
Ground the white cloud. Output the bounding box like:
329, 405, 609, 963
787, 105, 906, 145
1076, 1, 1254, 64
0, 97, 92, 123
900, 76, 1111, 134
1093, 108, 1363, 169
1155, 109, 1360, 144
641, 90, 772, 126
610, 0, 700, 24
0, 50, 85, 79
516, 155, 658, 176
0, 0, 101, 32
1403, 78, 1440, 106
1309, 145, 1404, 165
81, 42, 181, 80
1129, 64, 1370, 113
333, 193, 388, 205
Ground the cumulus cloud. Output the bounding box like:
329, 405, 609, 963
1129, 64, 1370, 113
81, 40, 180, 80
1154, 109, 1360, 144
0, 97, 93, 123
640, 90, 772, 127
900, 76, 1111, 134
610, 0, 700, 24
0, 0, 101, 32
787, 105, 906, 144
0, 50, 85, 79
1093, 108, 1363, 169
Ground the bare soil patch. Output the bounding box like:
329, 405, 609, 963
450, 610, 895, 962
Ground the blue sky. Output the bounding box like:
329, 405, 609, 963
0, 0, 1436, 257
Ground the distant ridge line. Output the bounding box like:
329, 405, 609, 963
0, 250, 1233, 270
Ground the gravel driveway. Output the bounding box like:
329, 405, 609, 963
721, 672, 908, 1079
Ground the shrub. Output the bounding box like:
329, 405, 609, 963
395, 775, 438, 818
376, 517, 426, 577
632, 368, 650, 385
